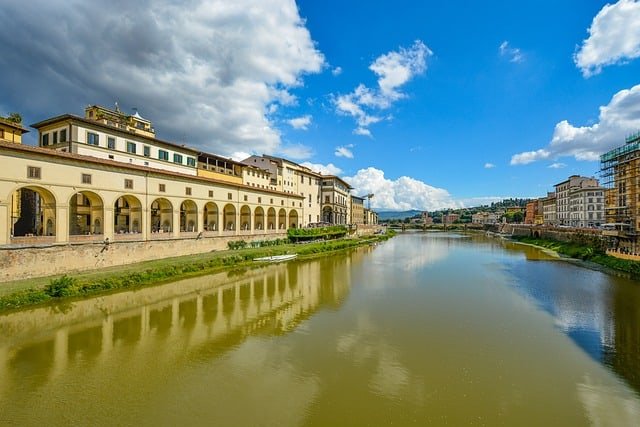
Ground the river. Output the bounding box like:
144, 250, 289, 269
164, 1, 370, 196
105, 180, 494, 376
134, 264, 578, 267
0, 232, 639, 426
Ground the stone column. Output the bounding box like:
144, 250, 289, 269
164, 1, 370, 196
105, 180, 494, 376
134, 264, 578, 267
55, 204, 69, 243
0, 202, 9, 245
103, 205, 114, 241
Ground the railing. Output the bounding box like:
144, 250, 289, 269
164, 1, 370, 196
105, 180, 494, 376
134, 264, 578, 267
10, 236, 56, 245
69, 234, 104, 243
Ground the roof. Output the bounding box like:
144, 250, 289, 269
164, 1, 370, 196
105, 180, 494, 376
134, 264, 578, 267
0, 140, 303, 199
0, 117, 29, 133
322, 175, 354, 189
30, 114, 200, 155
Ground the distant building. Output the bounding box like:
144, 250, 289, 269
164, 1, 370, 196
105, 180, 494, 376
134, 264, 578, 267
525, 199, 544, 225
568, 184, 605, 228
351, 195, 365, 225
0, 117, 29, 144
364, 208, 378, 225
422, 212, 433, 225
471, 212, 498, 225
321, 176, 353, 225
541, 192, 557, 226
554, 175, 598, 226
443, 213, 459, 224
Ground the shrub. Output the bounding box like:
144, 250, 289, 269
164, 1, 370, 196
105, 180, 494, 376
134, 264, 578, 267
44, 275, 77, 298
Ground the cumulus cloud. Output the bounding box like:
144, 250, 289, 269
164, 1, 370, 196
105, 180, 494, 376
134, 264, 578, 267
0, 0, 324, 157
278, 143, 314, 160
300, 162, 343, 176
343, 167, 461, 211
499, 41, 524, 63
511, 83, 640, 164
574, 0, 640, 77
287, 115, 312, 130
335, 144, 354, 158
548, 162, 567, 169
332, 66, 343, 76
484, 163, 496, 169
334, 40, 431, 136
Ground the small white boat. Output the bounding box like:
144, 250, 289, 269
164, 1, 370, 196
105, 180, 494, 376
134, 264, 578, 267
253, 254, 298, 262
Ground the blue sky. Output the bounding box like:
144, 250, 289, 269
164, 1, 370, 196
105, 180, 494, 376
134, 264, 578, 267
1, 0, 640, 210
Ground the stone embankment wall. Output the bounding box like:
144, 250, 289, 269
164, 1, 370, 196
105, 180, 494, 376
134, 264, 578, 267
492, 224, 602, 242
353, 224, 385, 237
0, 233, 286, 282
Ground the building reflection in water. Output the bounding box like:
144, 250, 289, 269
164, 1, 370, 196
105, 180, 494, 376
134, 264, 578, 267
505, 253, 640, 394
0, 251, 367, 407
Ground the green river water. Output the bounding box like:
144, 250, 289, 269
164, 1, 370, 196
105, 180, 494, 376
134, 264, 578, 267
1, 232, 639, 426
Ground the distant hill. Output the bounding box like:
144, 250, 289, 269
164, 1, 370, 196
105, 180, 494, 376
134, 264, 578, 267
376, 210, 422, 221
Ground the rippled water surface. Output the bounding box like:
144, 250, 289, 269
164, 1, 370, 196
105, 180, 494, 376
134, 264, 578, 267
1, 232, 639, 426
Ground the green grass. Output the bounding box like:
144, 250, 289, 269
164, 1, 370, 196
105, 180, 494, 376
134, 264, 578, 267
0, 232, 394, 312
514, 235, 640, 278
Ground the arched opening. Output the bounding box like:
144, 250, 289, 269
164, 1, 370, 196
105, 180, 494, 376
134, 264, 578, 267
150, 198, 173, 233
69, 191, 104, 235
322, 207, 334, 224
114, 195, 143, 234
278, 208, 286, 230
10, 186, 56, 237
254, 207, 265, 231
240, 205, 251, 231
203, 202, 219, 231
180, 200, 198, 232
289, 209, 299, 229
223, 204, 236, 231
267, 207, 276, 230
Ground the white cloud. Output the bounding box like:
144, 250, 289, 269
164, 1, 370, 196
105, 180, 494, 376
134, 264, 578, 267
300, 162, 342, 175
278, 143, 314, 160
484, 163, 496, 169
499, 41, 524, 63
0, 0, 325, 157
334, 40, 431, 136
511, 83, 640, 164
548, 162, 567, 169
332, 66, 343, 76
287, 115, 312, 130
574, 0, 640, 77
335, 144, 354, 158
343, 167, 461, 211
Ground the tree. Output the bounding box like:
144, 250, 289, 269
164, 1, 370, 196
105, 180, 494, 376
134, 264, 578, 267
6, 112, 22, 124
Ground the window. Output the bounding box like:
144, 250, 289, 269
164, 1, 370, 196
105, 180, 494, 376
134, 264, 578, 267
244, 195, 248, 201
159, 184, 166, 192
60, 129, 67, 143
186, 187, 192, 196
81, 174, 92, 184
325, 196, 330, 203
208, 190, 214, 197
0, 129, 3, 139
270, 198, 273, 204
258, 197, 261, 203
228, 193, 233, 200
27, 166, 41, 179
107, 136, 116, 149
143, 146, 151, 157
42, 133, 49, 146
87, 132, 99, 146
187, 157, 196, 167
158, 150, 169, 161
173, 153, 183, 164
281, 200, 284, 206
126, 141, 136, 154
53, 131, 58, 145
108, 154, 114, 159
125, 179, 133, 189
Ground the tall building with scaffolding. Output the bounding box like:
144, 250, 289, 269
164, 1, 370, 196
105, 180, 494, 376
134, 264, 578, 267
600, 132, 640, 238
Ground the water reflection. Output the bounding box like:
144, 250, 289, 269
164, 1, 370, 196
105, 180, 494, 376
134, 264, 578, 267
506, 256, 640, 394
0, 254, 358, 425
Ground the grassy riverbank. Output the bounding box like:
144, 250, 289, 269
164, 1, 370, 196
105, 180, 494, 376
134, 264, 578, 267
0, 232, 394, 312
514, 236, 640, 278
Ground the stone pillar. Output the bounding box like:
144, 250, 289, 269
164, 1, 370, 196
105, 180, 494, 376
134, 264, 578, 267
55, 204, 69, 243
172, 209, 180, 238
0, 202, 9, 245
103, 205, 114, 241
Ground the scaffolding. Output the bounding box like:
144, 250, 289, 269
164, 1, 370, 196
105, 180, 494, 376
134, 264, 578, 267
600, 134, 640, 235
